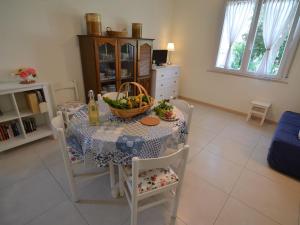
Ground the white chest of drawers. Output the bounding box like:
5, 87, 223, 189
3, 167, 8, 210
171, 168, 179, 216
151, 65, 180, 100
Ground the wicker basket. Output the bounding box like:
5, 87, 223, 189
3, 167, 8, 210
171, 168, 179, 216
106, 27, 128, 37
108, 82, 154, 118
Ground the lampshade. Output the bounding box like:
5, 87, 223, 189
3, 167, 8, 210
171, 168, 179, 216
167, 43, 175, 51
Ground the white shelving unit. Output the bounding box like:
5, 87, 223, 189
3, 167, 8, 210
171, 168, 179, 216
0, 82, 54, 152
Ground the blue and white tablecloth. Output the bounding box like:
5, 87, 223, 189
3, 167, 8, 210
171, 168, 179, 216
66, 105, 187, 167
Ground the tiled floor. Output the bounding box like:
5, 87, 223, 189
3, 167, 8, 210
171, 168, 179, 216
1, 103, 300, 225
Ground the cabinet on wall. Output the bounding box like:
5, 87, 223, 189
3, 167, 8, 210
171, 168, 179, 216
78, 35, 154, 101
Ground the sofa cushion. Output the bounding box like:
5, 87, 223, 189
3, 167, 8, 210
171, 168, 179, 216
267, 111, 300, 179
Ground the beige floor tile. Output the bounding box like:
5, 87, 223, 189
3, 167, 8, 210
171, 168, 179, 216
232, 170, 300, 225
246, 143, 300, 194
75, 177, 129, 225
34, 138, 63, 166
176, 172, 228, 225
215, 198, 280, 225
0, 145, 46, 189
187, 128, 216, 160
27, 200, 87, 225
122, 205, 187, 225
75, 199, 129, 225
205, 136, 254, 166
188, 151, 243, 193
191, 114, 229, 133
0, 170, 67, 225
219, 124, 261, 148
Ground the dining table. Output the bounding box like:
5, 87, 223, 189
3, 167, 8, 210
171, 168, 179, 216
65, 102, 187, 196
66, 102, 187, 165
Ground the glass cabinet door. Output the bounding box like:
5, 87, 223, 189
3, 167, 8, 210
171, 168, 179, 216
119, 40, 136, 82
96, 39, 118, 93
118, 40, 136, 96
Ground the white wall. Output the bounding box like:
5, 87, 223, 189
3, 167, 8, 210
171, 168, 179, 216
0, 0, 173, 101
1, 0, 299, 121
172, 0, 300, 121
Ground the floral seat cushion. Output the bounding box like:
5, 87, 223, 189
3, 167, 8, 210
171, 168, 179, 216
57, 101, 85, 113
66, 135, 83, 164
67, 147, 83, 163
127, 167, 179, 194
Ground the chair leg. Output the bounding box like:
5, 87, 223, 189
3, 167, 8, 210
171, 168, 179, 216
171, 187, 182, 219
131, 198, 138, 225
64, 165, 79, 202
109, 161, 119, 198
118, 165, 125, 197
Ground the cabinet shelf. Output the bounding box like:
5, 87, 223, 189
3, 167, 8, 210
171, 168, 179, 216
0, 111, 19, 123
101, 80, 116, 85
25, 125, 52, 139
19, 109, 47, 118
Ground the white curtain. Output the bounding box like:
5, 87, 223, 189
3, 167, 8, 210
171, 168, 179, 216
257, 0, 298, 74
223, 0, 255, 68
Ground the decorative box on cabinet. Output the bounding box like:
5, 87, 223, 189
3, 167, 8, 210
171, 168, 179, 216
0, 82, 54, 152
151, 65, 180, 100
78, 35, 154, 101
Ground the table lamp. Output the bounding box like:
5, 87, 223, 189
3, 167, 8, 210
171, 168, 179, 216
167, 42, 175, 65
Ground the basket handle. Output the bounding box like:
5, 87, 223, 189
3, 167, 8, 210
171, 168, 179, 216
116, 82, 151, 107
133, 82, 151, 105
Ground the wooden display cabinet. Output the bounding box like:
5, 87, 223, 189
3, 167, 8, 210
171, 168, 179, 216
78, 35, 154, 101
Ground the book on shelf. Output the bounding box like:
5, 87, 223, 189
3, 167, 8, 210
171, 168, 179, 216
26, 92, 40, 113
22, 117, 37, 134
25, 89, 46, 114
0, 121, 21, 142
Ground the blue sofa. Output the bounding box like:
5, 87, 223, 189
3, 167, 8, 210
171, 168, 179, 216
267, 111, 300, 180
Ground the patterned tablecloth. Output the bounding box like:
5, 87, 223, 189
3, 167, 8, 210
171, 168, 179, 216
66, 104, 187, 167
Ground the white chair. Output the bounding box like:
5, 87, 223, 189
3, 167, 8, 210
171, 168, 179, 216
53, 80, 85, 125
119, 145, 189, 225
51, 111, 116, 202
170, 97, 194, 144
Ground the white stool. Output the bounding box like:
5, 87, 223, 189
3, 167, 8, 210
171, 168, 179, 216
247, 100, 271, 126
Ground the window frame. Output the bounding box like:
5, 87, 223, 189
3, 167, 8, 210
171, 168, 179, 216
213, 0, 300, 81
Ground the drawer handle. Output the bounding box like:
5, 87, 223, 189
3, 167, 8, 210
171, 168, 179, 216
173, 90, 176, 93
161, 74, 164, 77
161, 84, 164, 87
175, 72, 178, 75
174, 81, 176, 83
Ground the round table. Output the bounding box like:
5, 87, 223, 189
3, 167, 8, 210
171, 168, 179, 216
66, 105, 187, 167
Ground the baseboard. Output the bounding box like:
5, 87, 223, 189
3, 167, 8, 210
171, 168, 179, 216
179, 95, 277, 124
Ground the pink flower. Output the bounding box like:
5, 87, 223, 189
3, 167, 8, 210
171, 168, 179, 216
19, 70, 29, 78
26, 67, 36, 75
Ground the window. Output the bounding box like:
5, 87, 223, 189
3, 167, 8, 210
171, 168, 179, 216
215, 0, 300, 79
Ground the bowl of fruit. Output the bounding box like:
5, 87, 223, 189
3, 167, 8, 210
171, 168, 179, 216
153, 100, 178, 121
103, 82, 154, 118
